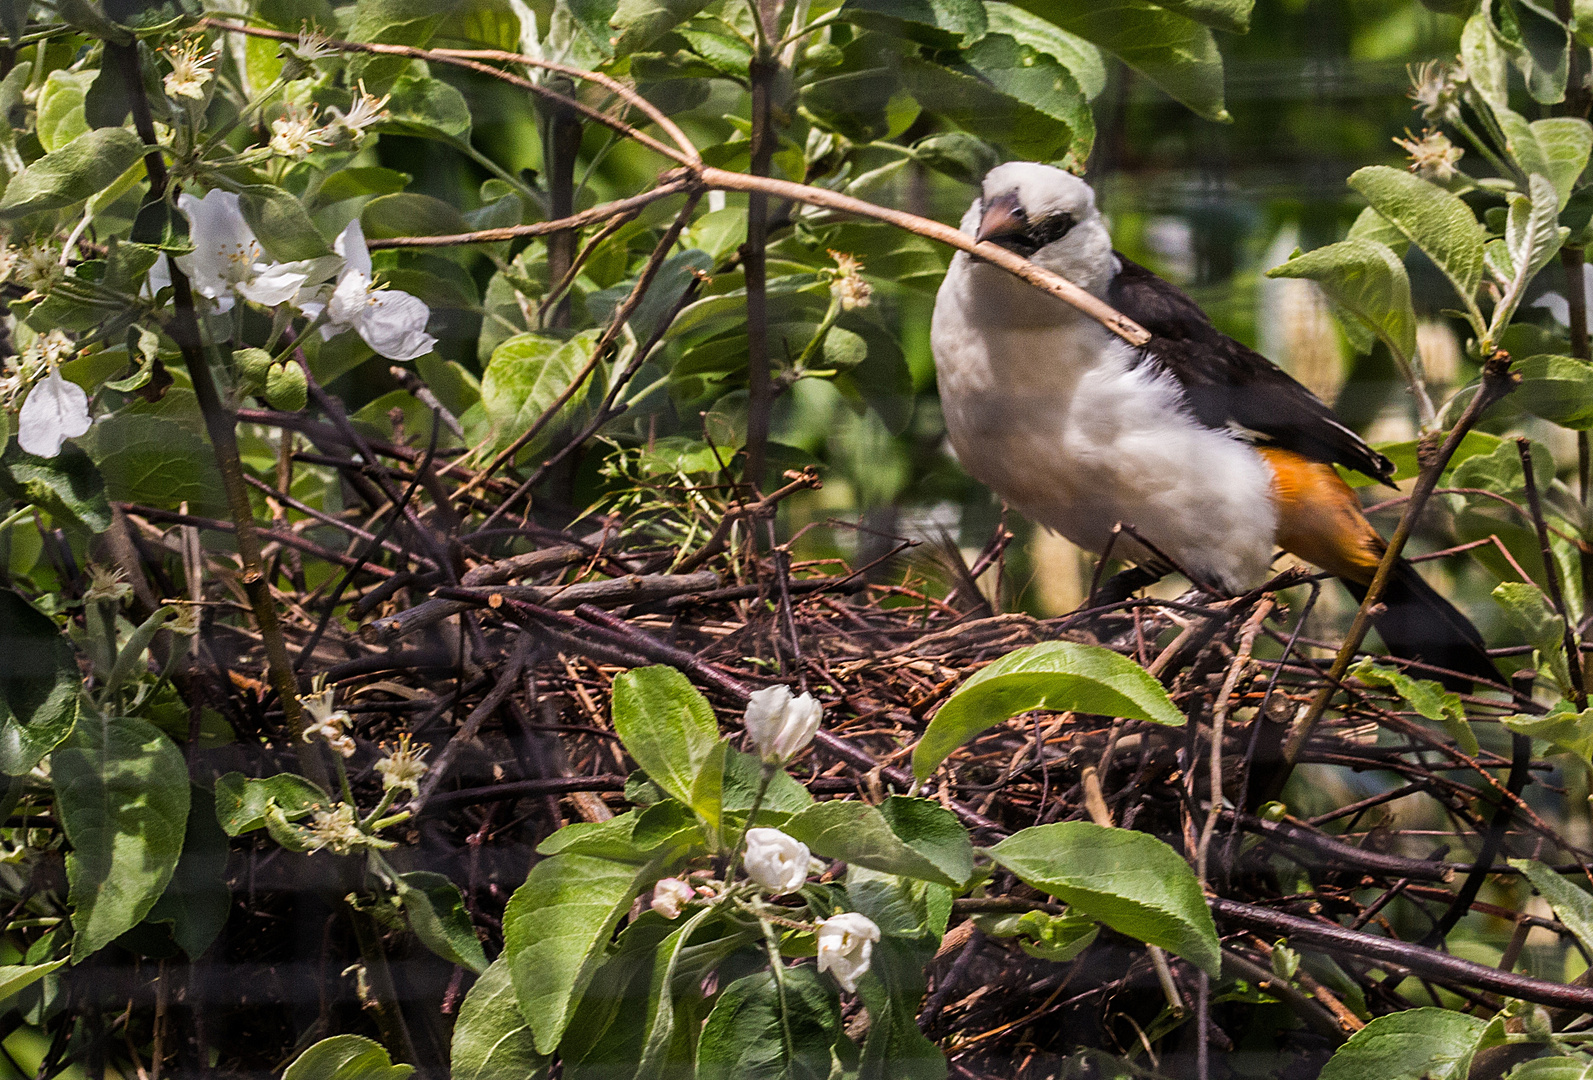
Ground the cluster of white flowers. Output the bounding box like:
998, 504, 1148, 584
300, 677, 356, 757
264, 84, 388, 161
147, 186, 436, 364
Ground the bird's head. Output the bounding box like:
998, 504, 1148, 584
967, 162, 1114, 293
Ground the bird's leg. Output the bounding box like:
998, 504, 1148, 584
1090, 563, 1168, 607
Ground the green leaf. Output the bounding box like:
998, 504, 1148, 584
877, 796, 975, 887
0, 440, 112, 534
0, 126, 144, 219
1015, 0, 1230, 121
381, 74, 473, 143
1530, 117, 1592, 208
1512, 858, 1593, 954
213, 772, 328, 835
36, 70, 95, 153
1347, 206, 1410, 255
899, 33, 1092, 165
361, 192, 472, 240
238, 185, 331, 262
1513, 354, 1593, 427
315, 167, 411, 206
451, 958, 550, 1080
984, 3, 1106, 98
1502, 702, 1593, 758
1317, 1008, 1488, 1080
1493, 581, 1572, 692
397, 870, 488, 974
608, 0, 712, 56
1347, 165, 1487, 305
785, 799, 967, 887
502, 853, 651, 1054
987, 821, 1221, 975
1503, 173, 1567, 286
914, 641, 1183, 780
1350, 658, 1476, 755
840, 0, 987, 47
53, 714, 190, 962
143, 784, 230, 960
1464, 9, 1511, 110
1143, 0, 1253, 32
1266, 238, 1417, 364
0, 960, 67, 1000
697, 967, 842, 1080
973, 908, 1098, 961
88, 411, 227, 520
1506, 1056, 1593, 1078
1489, 0, 1569, 105
282, 1035, 414, 1080
0, 589, 82, 774
609, 666, 723, 818
479, 330, 600, 456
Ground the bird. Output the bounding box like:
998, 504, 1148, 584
931, 161, 1498, 691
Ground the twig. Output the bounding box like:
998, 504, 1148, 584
1197, 600, 1271, 887
1517, 438, 1586, 705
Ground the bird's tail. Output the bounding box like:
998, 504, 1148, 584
1343, 560, 1499, 692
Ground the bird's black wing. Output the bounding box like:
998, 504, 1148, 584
1107, 254, 1395, 484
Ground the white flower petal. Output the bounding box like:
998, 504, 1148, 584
358, 289, 435, 360
743, 828, 810, 894
18, 369, 92, 457
816, 912, 880, 993
237, 259, 313, 307
326, 267, 370, 327
333, 218, 373, 280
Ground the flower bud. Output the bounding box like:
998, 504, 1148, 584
650, 877, 694, 920
744, 685, 822, 765
816, 912, 880, 993
743, 828, 810, 894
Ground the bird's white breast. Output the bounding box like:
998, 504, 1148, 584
931, 255, 1280, 593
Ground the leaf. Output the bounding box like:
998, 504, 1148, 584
697, 967, 842, 1080
0, 961, 67, 1000
36, 70, 94, 153
984, 909, 1099, 962
1504, 173, 1567, 287
0, 589, 82, 774
1347, 165, 1487, 304
451, 958, 550, 1080
839, 0, 987, 47
1266, 238, 1417, 363
315, 167, 411, 206
1464, 9, 1512, 110
1513, 858, 1593, 955
1530, 117, 1592, 208
987, 821, 1221, 975
382, 74, 472, 142
237, 185, 331, 262
785, 800, 967, 887
1350, 659, 1477, 755
397, 870, 488, 973
479, 330, 600, 456
877, 796, 975, 888
1513, 354, 1593, 428
360, 192, 472, 240
501, 853, 651, 1054
1506, 1056, 1593, 1078
143, 784, 230, 960
1347, 206, 1410, 255
1502, 702, 1593, 759
1144, 0, 1253, 32
1317, 1008, 1488, 1080
984, 2, 1106, 98
85, 412, 227, 521
898, 33, 1092, 165
0, 126, 144, 219
213, 772, 328, 835
0, 440, 112, 534
1015, 0, 1230, 121
1494, 581, 1572, 693
609, 666, 723, 821
914, 641, 1183, 780
1489, 0, 1569, 105
282, 1035, 414, 1080
53, 714, 190, 962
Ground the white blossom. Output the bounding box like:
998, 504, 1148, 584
305, 803, 366, 855
300, 677, 356, 758
744, 685, 822, 765
269, 104, 331, 160
175, 190, 315, 313
1408, 59, 1463, 123
828, 250, 872, 310
300, 219, 435, 361
650, 877, 694, 920
84, 564, 132, 603
1393, 128, 1464, 184
743, 828, 810, 894
18, 368, 91, 457
163, 38, 215, 101
816, 912, 880, 993
374, 734, 428, 795
324, 83, 390, 150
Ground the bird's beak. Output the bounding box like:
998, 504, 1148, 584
976, 192, 1026, 244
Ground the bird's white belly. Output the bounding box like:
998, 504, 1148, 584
932, 272, 1280, 593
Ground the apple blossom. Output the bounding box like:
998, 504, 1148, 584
301, 219, 436, 361
816, 912, 880, 993
18, 368, 91, 458
163, 38, 214, 101
650, 877, 695, 920
743, 828, 810, 894
744, 685, 822, 764
175, 190, 316, 313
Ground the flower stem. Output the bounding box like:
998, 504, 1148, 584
726, 760, 778, 882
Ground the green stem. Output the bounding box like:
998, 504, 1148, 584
727, 761, 778, 880
360, 787, 400, 831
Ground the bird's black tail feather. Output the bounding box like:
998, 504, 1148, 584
1343, 559, 1498, 692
